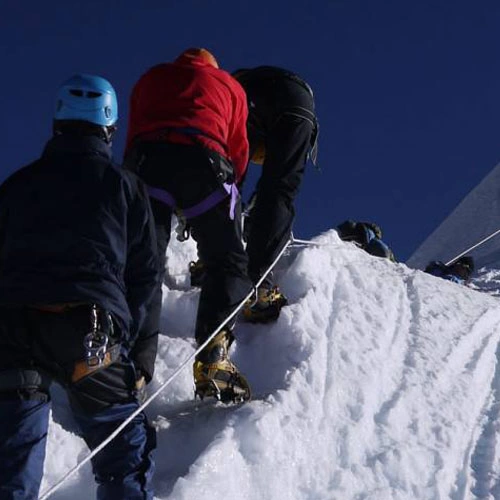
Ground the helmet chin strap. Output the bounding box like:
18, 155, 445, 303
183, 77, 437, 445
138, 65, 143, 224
103, 125, 117, 144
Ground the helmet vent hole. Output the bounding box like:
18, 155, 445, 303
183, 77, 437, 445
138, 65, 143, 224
87, 91, 102, 98
69, 89, 84, 97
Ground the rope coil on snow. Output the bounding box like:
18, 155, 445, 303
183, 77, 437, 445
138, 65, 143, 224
40, 236, 295, 500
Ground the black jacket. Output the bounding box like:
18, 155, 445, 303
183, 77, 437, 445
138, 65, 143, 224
235, 66, 318, 164
236, 66, 315, 129
0, 135, 159, 352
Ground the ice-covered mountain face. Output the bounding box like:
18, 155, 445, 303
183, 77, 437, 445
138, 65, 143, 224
42, 229, 500, 500
407, 162, 500, 291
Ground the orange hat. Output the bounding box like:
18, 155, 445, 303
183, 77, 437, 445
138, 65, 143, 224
176, 48, 219, 68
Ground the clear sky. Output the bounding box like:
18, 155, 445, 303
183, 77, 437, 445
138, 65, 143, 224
2, 0, 500, 261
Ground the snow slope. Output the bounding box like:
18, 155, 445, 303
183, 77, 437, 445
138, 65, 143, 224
408, 162, 500, 272
42, 229, 500, 500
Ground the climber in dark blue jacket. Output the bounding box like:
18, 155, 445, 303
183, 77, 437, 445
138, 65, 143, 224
424, 256, 474, 285
0, 74, 159, 499
336, 220, 397, 262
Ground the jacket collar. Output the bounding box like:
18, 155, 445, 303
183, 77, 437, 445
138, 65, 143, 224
42, 134, 113, 161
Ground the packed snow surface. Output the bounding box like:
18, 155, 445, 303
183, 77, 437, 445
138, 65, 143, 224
42, 229, 500, 500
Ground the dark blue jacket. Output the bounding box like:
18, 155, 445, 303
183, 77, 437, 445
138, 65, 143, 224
424, 261, 467, 285
336, 220, 396, 262
0, 134, 159, 347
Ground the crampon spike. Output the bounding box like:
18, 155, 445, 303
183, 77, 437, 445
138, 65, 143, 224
194, 375, 251, 403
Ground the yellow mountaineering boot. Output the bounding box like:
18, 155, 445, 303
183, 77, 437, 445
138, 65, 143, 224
242, 286, 288, 324
193, 330, 251, 403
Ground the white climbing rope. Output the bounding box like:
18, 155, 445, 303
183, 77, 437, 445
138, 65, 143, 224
445, 229, 500, 266
290, 237, 337, 247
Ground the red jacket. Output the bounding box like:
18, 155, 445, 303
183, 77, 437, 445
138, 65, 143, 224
126, 54, 249, 182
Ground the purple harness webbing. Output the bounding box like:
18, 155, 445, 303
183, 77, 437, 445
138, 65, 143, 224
147, 182, 238, 220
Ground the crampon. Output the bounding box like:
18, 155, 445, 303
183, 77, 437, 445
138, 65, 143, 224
242, 286, 288, 323
193, 368, 251, 403
193, 329, 251, 403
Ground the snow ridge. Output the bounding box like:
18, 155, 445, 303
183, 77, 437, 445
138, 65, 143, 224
43, 229, 500, 500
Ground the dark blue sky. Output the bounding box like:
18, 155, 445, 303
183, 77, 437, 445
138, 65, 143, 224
2, 0, 500, 261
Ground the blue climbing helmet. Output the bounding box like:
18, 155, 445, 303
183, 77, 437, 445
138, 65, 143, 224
54, 74, 118, 127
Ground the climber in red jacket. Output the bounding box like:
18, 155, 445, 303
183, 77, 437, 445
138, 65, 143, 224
125, 48, 253, 402
125, 48, 248, 182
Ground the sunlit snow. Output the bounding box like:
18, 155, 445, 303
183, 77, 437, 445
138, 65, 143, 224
42, 227, 500, 500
